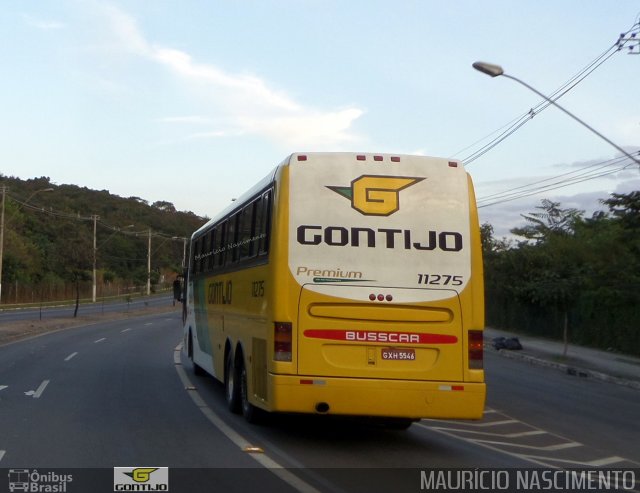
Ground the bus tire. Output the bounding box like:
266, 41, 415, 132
240, 362, 263, 424
225, 352, 241, 414
188, 331, 205, 376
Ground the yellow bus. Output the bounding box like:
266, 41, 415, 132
181, 152, 485, 428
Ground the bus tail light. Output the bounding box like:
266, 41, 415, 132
468, 330, 483, 369
274, 322, 292, 361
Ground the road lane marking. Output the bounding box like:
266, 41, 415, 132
425, 418, 518, 427
25, 380, 50, 398
418, 408, 640, 469
428, 426, 547, 438
0, 450, 5, 463
121, 328, 132, 333
473, 439, 582, 451
585, 456, 627, 466
94, 338, 106, 343
144, 323, 153, 326
64, 352, 78, 361
0, 385, 8, 392
173, 344, 323, 493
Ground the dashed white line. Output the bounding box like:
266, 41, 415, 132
0, 450, 5, 462
64, 352, 78, 362
121, 328, 132, 333
0, 385, 8, 392
144, 323, 153, 326
94, 338, 106, 343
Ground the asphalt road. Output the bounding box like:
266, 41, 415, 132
0, 311, 637, 492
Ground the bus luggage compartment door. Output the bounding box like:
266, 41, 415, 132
297, 285, 464, 382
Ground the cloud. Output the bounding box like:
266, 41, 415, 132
98, 3, 364, 149
157, 116, 214, 125
23, 14, 66, 30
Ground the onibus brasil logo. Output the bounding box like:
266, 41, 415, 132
327, 175, 424, 216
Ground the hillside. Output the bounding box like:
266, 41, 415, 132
0, 174, 206, 304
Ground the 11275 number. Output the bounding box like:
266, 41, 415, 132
417, 274, 463, 286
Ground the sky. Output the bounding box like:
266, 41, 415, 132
1, 1, 639, 237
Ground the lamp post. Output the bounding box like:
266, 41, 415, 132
472, 61, 640, 167
0, 187, 54, 304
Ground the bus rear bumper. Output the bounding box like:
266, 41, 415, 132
267, 374, 486, 419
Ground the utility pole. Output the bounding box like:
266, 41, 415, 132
92, 215, 99, 303
0, 186, 6, 304
147, 228, 151, 296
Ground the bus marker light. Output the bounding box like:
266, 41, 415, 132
369, 294, 376, 301
448, 161, 458, 167
439, 385, 464, 391
391, 156, 401, 162
377, 294, 384, 301
385, 294, 393, 302
357, 155, 366, 161
297, 155, 308, 161
374, 155, 383, 161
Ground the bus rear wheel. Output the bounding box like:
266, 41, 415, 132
225, 352, 241, 414
240, 363, 263, 424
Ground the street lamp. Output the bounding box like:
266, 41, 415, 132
0, 187, 54, 304
472, 61, 640, 167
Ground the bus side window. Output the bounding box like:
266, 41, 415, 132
200, 234, 209, 273
189, 239, 196, 276
227, 214, 239, 265
207, 229, 216, 271
259, 190, 272, 256
193, 237, 201, 274
217, 221, 227, 268
239, 202, 255, 260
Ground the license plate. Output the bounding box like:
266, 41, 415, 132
381, 348, 416, 361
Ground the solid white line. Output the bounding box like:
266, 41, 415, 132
94, 338, 106, 343
64, 352, 78, 362
33, 380, 50, 399
173, 344, 323, 493
0, 450, 5, 462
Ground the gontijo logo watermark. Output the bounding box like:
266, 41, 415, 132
327, 175, 424, 216
113, 467, 168, 491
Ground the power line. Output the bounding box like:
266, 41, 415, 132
477, 153, 639, 208
459, 18, 639, 166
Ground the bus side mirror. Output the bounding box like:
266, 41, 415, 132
173, 279, 183, 302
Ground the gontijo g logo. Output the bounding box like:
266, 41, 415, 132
114, 467, 169, 491
327, 175, 424, 216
